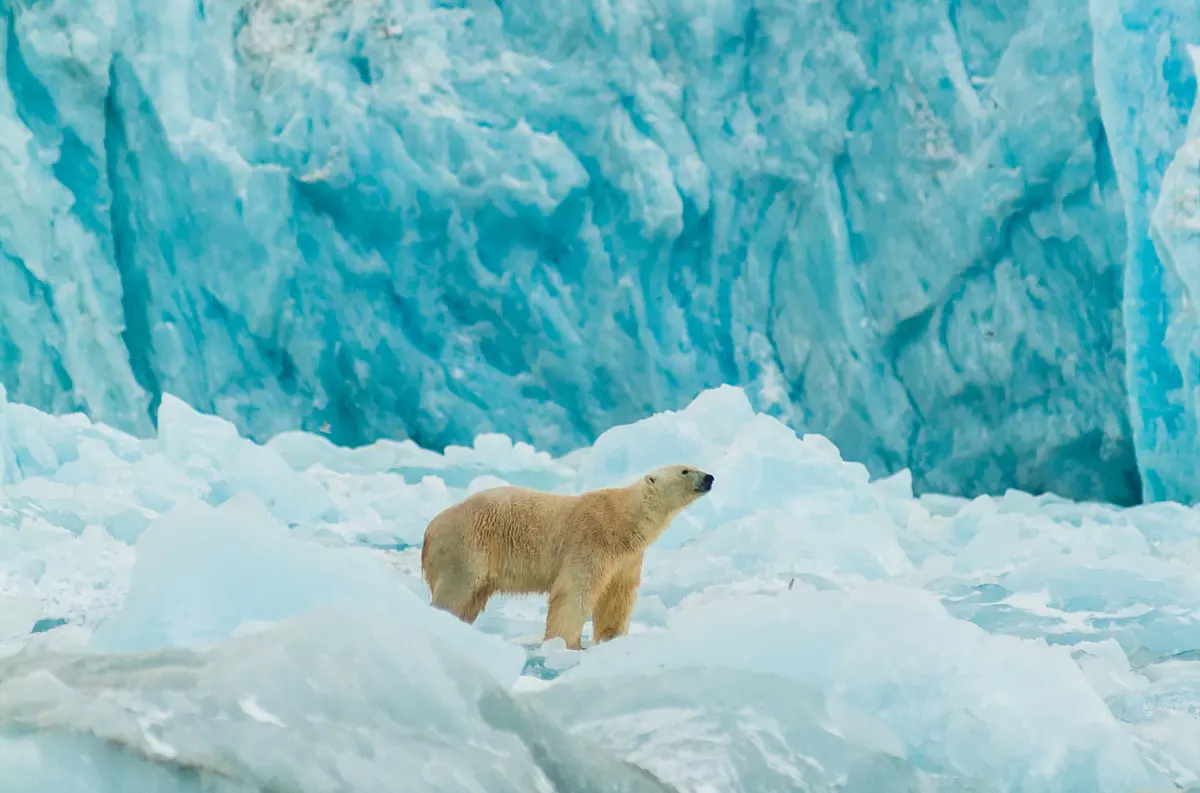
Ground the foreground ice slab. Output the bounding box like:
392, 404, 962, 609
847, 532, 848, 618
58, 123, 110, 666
7, 386, 1200, 790
546, 584, 1168, 792
0, 609, 677, 793
2, 0, 1171, 504
532, 666, 998, 793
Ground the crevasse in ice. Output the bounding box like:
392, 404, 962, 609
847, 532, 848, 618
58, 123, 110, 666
8, 0, 1200, 504
4, 385, 1200, 791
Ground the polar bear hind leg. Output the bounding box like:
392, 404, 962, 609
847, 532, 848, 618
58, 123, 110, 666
431, 569, 494, 624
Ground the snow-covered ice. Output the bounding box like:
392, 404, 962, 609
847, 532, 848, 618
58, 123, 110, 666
4, 384, 1200, 791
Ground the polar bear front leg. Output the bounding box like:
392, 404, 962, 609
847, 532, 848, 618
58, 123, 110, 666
545, 562, 610, 650
592, 552, 642, 643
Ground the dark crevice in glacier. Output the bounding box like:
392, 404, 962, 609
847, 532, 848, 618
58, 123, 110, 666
738, 4, 760, 98
104, 55, 163, 428
1081, 109, 1142, 505
1092, 122, 1119, 195
348, 55, 371, 85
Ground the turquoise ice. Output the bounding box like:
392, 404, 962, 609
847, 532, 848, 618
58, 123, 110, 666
3, 0, 1198, 504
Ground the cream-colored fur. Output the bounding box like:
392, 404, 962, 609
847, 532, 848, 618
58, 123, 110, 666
420, 464, 714, 649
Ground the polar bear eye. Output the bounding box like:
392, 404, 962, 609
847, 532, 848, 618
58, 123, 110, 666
681, 469, 691, 476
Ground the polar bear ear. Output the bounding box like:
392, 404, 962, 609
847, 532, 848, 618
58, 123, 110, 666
644, 474, 657, 485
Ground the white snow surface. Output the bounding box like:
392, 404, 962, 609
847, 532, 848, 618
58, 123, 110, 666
2, 384, 1200, 791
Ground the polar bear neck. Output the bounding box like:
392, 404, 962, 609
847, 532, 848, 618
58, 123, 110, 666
630, 485, 684, 545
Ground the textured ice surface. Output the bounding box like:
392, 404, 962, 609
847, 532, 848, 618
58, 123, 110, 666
7, 386, 1200, 790
7, 0, 1189, 504
530, 667, 994, 793
551, 586, 1161, 792
0, 609, 677, 793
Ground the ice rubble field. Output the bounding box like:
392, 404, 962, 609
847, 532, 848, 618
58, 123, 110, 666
2, 388, 1200, 791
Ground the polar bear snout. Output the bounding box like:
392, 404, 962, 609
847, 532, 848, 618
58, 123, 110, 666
697, 473, 714, 492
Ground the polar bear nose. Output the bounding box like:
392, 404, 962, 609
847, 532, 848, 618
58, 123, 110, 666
700, 473, 714, 491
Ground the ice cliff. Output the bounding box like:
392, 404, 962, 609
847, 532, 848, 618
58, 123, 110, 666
1093, 0, 1200, 503
0, 0, 1197, 505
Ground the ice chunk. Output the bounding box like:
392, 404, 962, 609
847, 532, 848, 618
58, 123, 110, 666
89, 492, 524, 686
0, 517, 133, 636
575, 386, 758, 486
0, 608, 677, 793
642, 500, 913, 606
0, 0, 1152, 505
0, 385, 142, 486
533, 666, 995, 793
153, 395, 335, 526
557, 583, 1171, 792
266, 426, 575, 492
572, 387, 878, 551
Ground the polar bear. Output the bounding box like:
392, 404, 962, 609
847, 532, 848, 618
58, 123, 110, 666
420, 464, 714, 649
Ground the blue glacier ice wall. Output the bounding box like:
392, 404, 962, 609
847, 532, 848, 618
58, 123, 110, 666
0, 0, 1174, 504
1091, 0, 1200, 503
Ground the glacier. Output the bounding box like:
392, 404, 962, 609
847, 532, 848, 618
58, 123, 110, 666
12, 0, 1200, 505
7, 385, 1200, 790
1093, 0, 1200, 503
